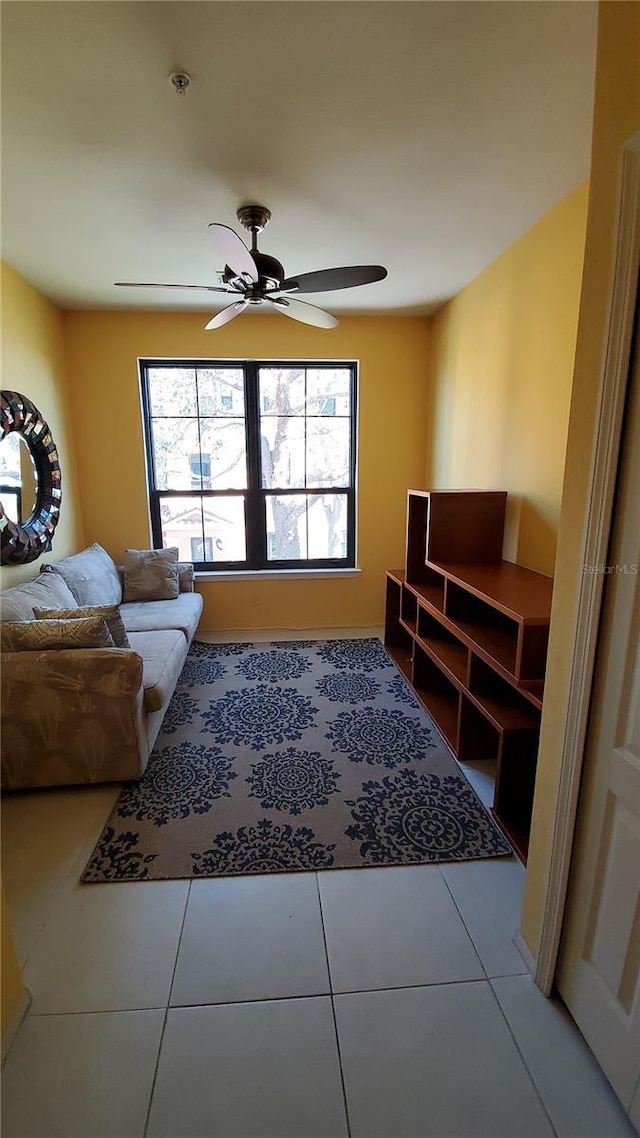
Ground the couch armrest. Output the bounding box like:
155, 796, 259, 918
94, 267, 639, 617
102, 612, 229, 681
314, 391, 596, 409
0, 647, 143, 695
1, 647, 149, 789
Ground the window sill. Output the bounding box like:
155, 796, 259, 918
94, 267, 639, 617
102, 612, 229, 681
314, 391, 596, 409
195, 568, 362, 582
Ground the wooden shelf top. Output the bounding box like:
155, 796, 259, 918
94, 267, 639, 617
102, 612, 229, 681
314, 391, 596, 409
386, 569, 405, 585
429, 560, 553, 624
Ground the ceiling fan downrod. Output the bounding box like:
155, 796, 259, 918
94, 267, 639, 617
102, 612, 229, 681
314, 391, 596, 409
237, 204, 272, 252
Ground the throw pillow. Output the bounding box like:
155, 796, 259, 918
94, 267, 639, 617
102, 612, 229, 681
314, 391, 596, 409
1, 616, 115, 653
122, 547, 180, 603
33, 604, 130, 649
43, 543, 122, 607
0, 572, 79, 623
177, 562, 195, 592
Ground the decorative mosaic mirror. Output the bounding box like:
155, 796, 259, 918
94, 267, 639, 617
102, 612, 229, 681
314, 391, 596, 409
0, 391, 62, 565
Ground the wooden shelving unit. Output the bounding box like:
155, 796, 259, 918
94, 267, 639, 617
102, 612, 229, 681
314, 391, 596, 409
384, 490, 553, 863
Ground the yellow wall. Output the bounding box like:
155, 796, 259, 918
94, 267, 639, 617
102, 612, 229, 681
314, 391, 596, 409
0, 262, 85, 587
1, 882, 25, 1043
61, 311, 430, 628
521, 1, 640, 958
427, 184, 589, 576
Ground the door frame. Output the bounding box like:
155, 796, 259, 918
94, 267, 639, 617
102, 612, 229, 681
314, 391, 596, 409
535, 132, 640, 995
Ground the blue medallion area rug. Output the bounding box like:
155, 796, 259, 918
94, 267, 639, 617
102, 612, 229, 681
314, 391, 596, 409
82, 639, 511, 882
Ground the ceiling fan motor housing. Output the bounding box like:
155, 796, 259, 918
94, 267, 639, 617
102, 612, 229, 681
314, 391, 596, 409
223, 251, 285, 291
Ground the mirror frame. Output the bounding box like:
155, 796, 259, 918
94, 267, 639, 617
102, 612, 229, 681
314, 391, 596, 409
0, 390, 62, 566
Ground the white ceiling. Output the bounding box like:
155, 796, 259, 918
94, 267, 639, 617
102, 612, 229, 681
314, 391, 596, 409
1, 1, 597, 316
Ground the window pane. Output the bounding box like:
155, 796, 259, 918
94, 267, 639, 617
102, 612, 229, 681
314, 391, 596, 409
0, 434, 22, 522
266, 494, 308, 560
159, 495, 247, 563
265, 493, 348, 561
308, 494, 348, 558
196, 368, 245, 417
199, 419, 247, 489
159, 495, 204, 561
203, 497, 246, 562
151, 419, 201, 489
259, 368, 305, 415
307, 368, 351, 416
307, 420, 350, 487
260, 416, 305, 489
148, 368, 197, 417
0, 489, 20, 523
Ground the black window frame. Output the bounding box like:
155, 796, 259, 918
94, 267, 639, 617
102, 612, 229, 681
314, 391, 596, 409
139, 358, 358, 573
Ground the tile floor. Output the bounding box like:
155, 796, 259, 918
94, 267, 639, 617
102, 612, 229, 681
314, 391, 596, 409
1, 629, 636, 1138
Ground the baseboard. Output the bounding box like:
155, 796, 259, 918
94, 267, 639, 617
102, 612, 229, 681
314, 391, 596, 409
514, 930, 536, 975
2, 988, 31, 1063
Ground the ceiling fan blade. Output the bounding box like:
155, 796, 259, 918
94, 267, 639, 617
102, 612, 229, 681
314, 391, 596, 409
278, 265, 387, 294
208, 223, 259, 283
268, 296, 338, 330
114, 282, 235, 294
204, 300, 248, 331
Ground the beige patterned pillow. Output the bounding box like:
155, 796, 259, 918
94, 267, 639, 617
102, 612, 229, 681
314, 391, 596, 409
33, 604, 130, 649
122, 547, 180, 603
1, 616, 115, 652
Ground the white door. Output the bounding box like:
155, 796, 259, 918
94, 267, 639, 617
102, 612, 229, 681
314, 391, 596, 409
557, 307, 640, 1117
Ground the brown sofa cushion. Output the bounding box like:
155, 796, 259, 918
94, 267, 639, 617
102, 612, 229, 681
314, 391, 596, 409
34, 604, 130, 649
0, 572, 78, 622
1, 616, 115, 652
43, 543, 122, 607
122, 547, 179, 602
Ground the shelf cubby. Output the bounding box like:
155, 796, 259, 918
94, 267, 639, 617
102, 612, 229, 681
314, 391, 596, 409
445, 581, 519, 674
417, 608, 468, 685
405, 571, 446, 614
400, 586, 418, 636
458, 697, 500, 764
492, 731, 540, 862
412, 644, 460, 751
384, 572, 414, 681
384, 490, 552, 864
467, 656, 539, 733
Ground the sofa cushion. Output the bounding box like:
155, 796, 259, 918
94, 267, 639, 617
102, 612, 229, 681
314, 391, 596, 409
44, 543, 122, 607
34, 604, 131, 649
1, 616, 115, 652
127, 630, 188, 712
122, 547, 179, 603
0, 572, 79, 622
120, 592, 203, 642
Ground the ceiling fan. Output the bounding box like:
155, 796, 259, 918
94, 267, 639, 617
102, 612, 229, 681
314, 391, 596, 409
114, 205, 387, 330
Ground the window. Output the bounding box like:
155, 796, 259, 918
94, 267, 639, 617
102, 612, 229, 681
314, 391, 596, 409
140, 360, 357, 571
